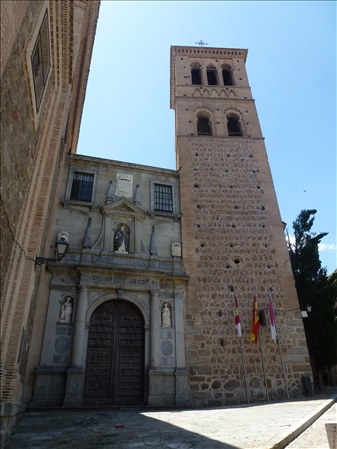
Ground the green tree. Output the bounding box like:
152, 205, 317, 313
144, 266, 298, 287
287, 209, 337, 386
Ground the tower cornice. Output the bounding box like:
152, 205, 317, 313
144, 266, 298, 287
170, 45, 248, 109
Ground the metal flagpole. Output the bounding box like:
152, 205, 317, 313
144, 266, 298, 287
233, 289, 249, 403
269, 289, 289, 399
240, 335, 249, 404
258, 327, 270, 401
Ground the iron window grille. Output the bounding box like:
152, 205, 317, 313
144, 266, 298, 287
70, 172, 94, 202
31, 10, 51, 112
154, 184, 173, 212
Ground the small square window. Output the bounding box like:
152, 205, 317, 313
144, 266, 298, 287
31, 10, 51, 112
154, 184, 173, 213
70, 172, 94, 202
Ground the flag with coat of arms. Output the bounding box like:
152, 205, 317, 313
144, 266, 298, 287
234, 292, 242, 337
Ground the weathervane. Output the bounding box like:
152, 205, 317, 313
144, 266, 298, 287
195, 40, 208, 47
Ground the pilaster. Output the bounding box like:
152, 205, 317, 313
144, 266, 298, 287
63, 285, 88, 407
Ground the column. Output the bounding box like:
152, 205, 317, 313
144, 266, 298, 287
150, 290, 161, 368
63, 285, 88, 407
69, 285, 88, 367
148, 289, 163, 405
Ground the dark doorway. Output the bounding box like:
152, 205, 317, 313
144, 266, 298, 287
84, 300, 145, 404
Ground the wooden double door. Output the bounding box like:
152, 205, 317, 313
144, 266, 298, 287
84, 300, 145, 404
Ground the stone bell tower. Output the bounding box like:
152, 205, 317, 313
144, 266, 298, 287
170, 45, 312, 406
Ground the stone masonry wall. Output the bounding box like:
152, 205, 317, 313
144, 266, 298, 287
178, 136, 312, 406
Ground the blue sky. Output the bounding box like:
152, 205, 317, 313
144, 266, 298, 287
77, 1, 336, 274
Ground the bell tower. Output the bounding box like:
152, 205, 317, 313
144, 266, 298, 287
170, 46, 312, 405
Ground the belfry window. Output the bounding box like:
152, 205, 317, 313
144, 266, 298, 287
154, 184, 173, 212
207, 66, 217, 85
70, 172, 94, 202
227, 117, 242, 136
191, 63, 202, 85
31, 10, 51, 112
222, 64, 233, 86
197, 116, 212, 136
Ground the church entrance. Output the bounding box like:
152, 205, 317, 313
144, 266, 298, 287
83, 300, 145, 404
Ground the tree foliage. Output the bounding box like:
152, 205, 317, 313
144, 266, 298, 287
287, 209, 337, 373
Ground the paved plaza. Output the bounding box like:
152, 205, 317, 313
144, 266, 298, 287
6, 389, 337, 449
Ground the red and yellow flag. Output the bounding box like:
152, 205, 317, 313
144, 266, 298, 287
250, 295, 260, 344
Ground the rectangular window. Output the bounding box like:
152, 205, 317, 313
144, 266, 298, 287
70, 172, 94, 202
154, 184, 173, 212
31, 10, 51, 112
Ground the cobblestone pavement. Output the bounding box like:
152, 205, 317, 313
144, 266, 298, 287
285, 403, 336, 449
6, 391, 337, 449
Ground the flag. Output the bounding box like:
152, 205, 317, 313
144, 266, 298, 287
250, 295, 260, 344
234, 292, 242, 337
269, 291, 277, 342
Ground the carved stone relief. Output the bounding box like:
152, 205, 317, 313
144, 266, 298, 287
115, 174, 133, 198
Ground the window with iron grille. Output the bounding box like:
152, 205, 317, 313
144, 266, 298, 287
31, 10, 51, 112
70, 172, 94, 202
154, 184, 173, 212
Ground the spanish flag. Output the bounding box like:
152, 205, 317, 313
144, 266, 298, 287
250, 295, 260, 344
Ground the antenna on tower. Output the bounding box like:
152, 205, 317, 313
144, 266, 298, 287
195, 40, 208, 47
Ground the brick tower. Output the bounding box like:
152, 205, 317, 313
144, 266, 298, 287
170, 45, 313, 405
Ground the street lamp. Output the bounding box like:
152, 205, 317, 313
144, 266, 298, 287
35, 232, 69, 267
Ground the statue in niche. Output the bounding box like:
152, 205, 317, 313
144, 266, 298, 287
59, 297, 73, 323
161, 303, 171, 327
114, 224, 128, 253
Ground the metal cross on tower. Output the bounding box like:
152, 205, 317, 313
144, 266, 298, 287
195, 40, 208, 47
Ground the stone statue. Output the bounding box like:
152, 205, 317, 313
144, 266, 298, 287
161, 303, 171, 327
114, 224, 128, 252
59, 297, 73, 323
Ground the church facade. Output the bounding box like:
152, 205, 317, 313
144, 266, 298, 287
28, 45, 313, 409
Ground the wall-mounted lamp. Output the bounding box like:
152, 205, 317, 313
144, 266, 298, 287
301, 303, 312, 318
35, 231, 69, 267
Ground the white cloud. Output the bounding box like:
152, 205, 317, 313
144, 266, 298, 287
318, 243, 337, 252
285, 236, 336, 253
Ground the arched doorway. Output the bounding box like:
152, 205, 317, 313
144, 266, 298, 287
83, 300, 145, 404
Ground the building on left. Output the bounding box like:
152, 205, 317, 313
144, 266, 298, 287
0, 1, 101, 443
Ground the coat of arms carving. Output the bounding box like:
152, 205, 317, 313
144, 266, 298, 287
115, 174, 133, 198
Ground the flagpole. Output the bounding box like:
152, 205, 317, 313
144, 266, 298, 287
239, 334, 249, 404
269, 289, 289, 399
233, 290, 249, 404
258, 327, 270, 401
